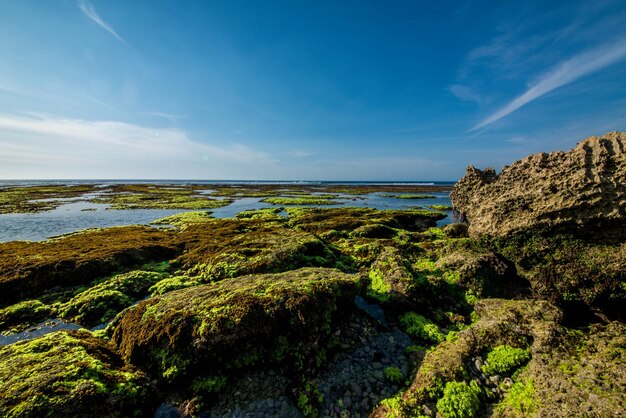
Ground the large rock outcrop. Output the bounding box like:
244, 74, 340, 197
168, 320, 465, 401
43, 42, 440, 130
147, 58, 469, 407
451, 132, 626, 237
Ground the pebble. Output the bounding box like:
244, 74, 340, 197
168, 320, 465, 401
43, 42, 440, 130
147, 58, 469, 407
180, 310, 412, 418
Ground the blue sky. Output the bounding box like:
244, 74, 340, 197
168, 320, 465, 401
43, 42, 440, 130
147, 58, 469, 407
1, 0, 625, 180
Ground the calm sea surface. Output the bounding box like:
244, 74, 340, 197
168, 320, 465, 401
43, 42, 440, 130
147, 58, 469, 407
0, 181, 455, 242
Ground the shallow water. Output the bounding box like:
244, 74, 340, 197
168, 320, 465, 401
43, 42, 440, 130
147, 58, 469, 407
0, 318, 82, 346
0, 192, 453, 242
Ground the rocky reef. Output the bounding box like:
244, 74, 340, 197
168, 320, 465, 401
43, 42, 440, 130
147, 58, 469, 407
0, 143, 625, 418
451, 131, 626, 238
452, 132, 626, 322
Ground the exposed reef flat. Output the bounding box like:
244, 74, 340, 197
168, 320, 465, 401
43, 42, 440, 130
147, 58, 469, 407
0, 182, 453, 215
0, 184, 99, 214
0, 140, 624, 418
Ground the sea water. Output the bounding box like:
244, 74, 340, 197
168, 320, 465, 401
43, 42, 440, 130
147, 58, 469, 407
0, 181, 454, 242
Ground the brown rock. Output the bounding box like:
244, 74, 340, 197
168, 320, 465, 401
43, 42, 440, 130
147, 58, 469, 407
451, 132, 626, 237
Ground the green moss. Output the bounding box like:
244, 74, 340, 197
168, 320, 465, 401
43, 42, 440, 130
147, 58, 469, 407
190, 375, 227, 395
0, 300, 52, 332
0, 330, 153, 417
380, 194, 436, 199
378, 394, 405, 418
297, 382, 323, 418
495, 378, 536, 415
112, 268, 366, 386
149, 276, 201, 296
235, 207, 285, 221
92, 184, 232, 210
482, 345, 531, 376
261, 196, 338, 205
428, 204, 453, 211
0, 184, 98, 214
151, 211, 214, 229
384, 367, 405, 384
426, 227, 447, 239
0, 225, 180, 307
177, 219, 352, 282
435, 380, 481, 418
59, 270, 167, 327
464, 290, 478, 306
400, 311, 445, 343
368, 269, 391, 303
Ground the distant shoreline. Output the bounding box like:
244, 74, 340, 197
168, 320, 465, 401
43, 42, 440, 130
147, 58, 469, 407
0, 179, 457, 187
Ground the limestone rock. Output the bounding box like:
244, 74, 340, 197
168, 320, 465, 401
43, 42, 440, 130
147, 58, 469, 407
451, 132, 626, 237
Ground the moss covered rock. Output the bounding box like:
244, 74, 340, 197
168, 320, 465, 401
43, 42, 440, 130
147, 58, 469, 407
0, 300, 53, 333
287, 207, 445, 236
0, 226, 180, 306
111, 268, 366, 390
0, 330, 155, 418
493, 321, 626, 417
151, 211, 214, 229
176, 219, 352, 281
372, 299, 561, 417
58, 270, 168, 327
367, 246, 415, 305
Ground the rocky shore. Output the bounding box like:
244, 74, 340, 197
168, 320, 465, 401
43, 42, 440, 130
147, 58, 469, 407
1, 133, 625, 417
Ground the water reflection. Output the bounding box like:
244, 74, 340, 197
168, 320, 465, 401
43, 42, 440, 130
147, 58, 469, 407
0, 192, 453, 242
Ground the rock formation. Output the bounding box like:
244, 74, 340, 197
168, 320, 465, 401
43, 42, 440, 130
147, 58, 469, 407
451, 132, 626, 237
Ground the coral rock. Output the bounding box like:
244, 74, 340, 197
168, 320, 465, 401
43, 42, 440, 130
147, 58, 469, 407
451, 132, 626, 237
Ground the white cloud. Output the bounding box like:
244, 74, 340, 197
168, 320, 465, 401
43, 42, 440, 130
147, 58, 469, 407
289, 150, 312, 158
0, 113, 274, 178
473, 40, 626, 130
78, 1, 127, 45
448, 84, 485, 104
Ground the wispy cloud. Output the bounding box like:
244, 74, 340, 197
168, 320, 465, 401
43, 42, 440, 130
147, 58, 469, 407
142, 112, 189, 122
289, 150, 312, 158
78, 1, 127, 45
448, 84, 486, 104
0, 113, 274, 178
473, 40, 626, 130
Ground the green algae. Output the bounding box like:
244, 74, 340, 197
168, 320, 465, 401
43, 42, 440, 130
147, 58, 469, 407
58, 270, 168, 327
435, 380, 481, 418
151, 211, 214, 229
176, 219, 353, 282
0, 300, 52, 333
400, 311, 445, 344
286, 207, 445, 238
491, 231, 626, 316
0, 225, 180, 307
384, 367, 405, 384
111, 268, 366, 394
261, 196, 338, 205
149, 275, 201, 296
428, 204, 453, 211
0, 330, 154, 418
0, 184, 98, 214
494, 378, 536, 415
380, 194, 436, 199
235, 207, 285, 221
91, 184, 232, 210
482, 345, 531, 376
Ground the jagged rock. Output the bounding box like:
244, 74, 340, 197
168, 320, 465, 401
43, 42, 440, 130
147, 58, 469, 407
451, 132, 626, 237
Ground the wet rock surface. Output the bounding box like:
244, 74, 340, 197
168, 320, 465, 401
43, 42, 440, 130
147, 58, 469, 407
312, 313, 412, 418
158, 309, 412, 418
